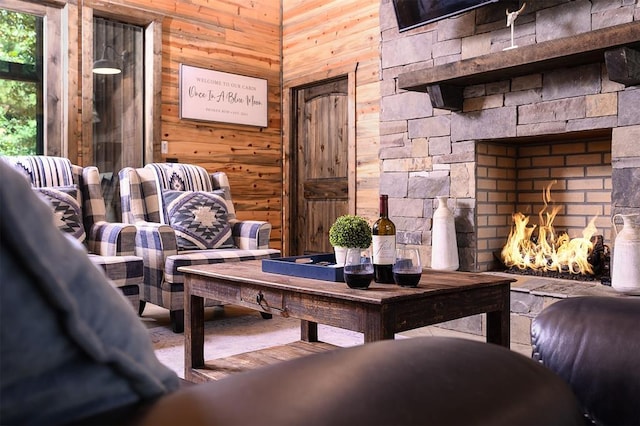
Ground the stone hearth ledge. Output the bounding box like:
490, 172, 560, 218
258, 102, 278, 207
486, 272, 622, 299
433, 272, 630, 349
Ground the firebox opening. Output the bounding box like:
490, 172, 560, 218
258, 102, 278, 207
475, 132, 612, 285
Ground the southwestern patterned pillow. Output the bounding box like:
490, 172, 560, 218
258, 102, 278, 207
163, 190, 236, 250
34, 185, 86, 243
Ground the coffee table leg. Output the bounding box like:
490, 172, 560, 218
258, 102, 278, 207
301, 320, 318, 342
486, 287, 510, 348
185, 293, 205, 376
363, 310, 395, 342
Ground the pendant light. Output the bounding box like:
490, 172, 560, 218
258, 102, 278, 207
93, 45, 121, 75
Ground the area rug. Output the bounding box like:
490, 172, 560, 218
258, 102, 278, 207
143, 304, 529, 379
142, 304, 364, 378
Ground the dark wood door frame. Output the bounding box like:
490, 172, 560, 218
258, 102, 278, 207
282, 65, 357, 256
292, 77, 348, 255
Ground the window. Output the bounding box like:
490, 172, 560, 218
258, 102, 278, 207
1, 0, 65, 157
1, 1, 161, 175
83, 4, 162, 221
92, 17, 145, 220
0, 9, 43, 155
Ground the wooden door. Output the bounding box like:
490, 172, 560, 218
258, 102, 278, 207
292, 78, 349, 255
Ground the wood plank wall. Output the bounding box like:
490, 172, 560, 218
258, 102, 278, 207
73, 0, 283, 249
66, 0, 382, 252
282, 0, 381, 253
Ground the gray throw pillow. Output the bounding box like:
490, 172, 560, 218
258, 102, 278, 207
34, 185, 86, 242
163, 189, 236, 250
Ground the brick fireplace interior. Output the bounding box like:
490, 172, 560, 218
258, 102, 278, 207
475, 132, 612, 275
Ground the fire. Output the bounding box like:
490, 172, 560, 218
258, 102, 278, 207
501, 181, 598, 275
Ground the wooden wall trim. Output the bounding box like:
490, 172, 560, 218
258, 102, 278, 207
284, 63, 359, 90
59, 3, 73, 158
281, 85, 292, 256
145, 20, 162, 163
2, 0, 54, 14
347, 69, 356, 214
66, 2, 79, 162
9, 0, 69, 9
83, 0, 164, 24
44, 3, 64, 156
79, 5, 93, 165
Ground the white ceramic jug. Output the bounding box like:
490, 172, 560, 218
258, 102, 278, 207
431, 196, 459, 271
611, 214, 640, 295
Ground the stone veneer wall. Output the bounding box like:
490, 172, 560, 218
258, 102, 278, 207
379, 0, 640, 272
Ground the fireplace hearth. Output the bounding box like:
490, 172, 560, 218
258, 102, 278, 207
504, 266, 608, 283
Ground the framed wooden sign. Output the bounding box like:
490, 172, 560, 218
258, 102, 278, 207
179, 64, 268, 127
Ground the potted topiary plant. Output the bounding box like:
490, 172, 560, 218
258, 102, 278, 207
329, 214, 372, 265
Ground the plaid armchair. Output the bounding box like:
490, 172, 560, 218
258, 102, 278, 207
119, 163, 280, 332
3, 156, 143, 309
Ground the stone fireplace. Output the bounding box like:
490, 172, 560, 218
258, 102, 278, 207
379, 0, 640, 277
378, 0, 639, 344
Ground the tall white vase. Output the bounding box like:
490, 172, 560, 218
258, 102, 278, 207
611, 214, 640, 295
431, 196, 459, 271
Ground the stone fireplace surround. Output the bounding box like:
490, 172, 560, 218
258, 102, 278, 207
378, 0, 640, 345
379, 0, 639, 271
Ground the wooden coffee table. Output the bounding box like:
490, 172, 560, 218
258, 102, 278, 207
180, 261, 514, 383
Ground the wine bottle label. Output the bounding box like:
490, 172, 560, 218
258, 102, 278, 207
372, 235, 396, 265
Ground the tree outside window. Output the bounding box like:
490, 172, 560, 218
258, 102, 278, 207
0, 9, 43, 156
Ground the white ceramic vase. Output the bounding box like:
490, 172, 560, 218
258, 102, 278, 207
611, 214, 640, 295
431, 196, 459, 271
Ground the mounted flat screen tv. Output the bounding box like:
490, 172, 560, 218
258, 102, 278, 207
393, 0, 500, 32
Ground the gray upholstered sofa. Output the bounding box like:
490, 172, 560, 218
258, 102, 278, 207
119, 162, 280, 332
3, 155, 143, 309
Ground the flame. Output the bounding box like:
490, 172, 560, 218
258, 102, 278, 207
501, 181, 598, 275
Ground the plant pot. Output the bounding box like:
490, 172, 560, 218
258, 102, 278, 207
334, 246, 363, 266
334, 246, 348, 265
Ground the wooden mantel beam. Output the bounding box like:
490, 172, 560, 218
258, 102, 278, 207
398, 21, 640, 97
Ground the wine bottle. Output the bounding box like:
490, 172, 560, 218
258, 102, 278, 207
372, 194, 396, 283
